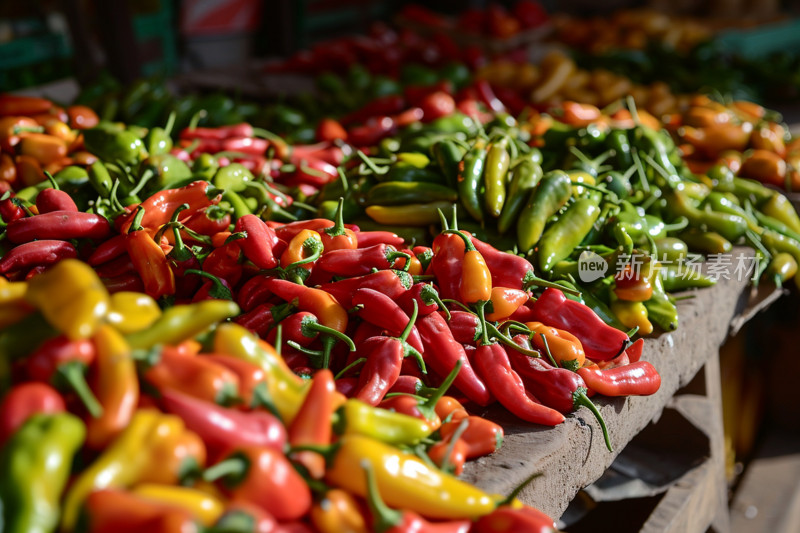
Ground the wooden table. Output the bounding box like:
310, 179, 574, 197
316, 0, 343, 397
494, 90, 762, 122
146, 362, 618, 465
460, 248, 783, 533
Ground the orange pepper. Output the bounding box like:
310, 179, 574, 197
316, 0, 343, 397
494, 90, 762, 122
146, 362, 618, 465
485, 286, 529, 321
86, 325, 139, 449
310, 488, 369, 533
613, 263, 654, 302
67, 104, 100, 129
280, 228, 323, 271
43, 119, 77, 143
559, 100, 602, 127
739, 149, 787, 188
288, 368, 336, 479
0, 153, 17, 187
526, 321, 586, 369
750, 122, 787, 157
17, 132, 68, 166
15, 154, 46, 188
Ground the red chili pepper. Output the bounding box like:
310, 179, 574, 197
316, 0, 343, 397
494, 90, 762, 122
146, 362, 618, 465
416, 311, 492, 406
6, 210, 110, 244
94, 254, 136, 278
232, 214, 279, 269
180, 123, 254, 140
201, 354, 269, 411
189, 269, 234, 302
101, 272, 144, 294
316, 118, 348, 142
273, 218, 334, 243
202, 240, 244, 288
221, 136, 269, 156
87, 234, 127, 266
468, 234, 534, 290
0, 382, 65, 446
315, 243, 410, 277
439, 415, 504, 459
35, 187, 77, 213
508, 350, 612, 451
0, 94, 53, 116
473, 341, 565, 425
341, 94, 406, 126
203, 444, 311, 521
291, 157, 339, 188
320, 198, 358, 251
362, 460, 471, 533
144, 345, 240, 405
182, 207, 231, 238
266, 277, 349, 335
447, 310, 483, 345
355, 229, 405, 248
397, 282, 447, 318
291, 142, 345, 166
530, 288, 629, 361
473, 505, 556, 533
318, 268, 412, 309
430, 230, 466, 300
233, 302, 278, 337
26, 335, 103, 418
161, 208, 203, 298
0, 196, 26, 223
473, 79, 507, 113
125, 206, 176, 300
577, 361, 662, 397
288, 368, 337, 479
118, 180, 221, 233
236, 274, 275, 312
352, 287, 425, 354
347, 116, 397, 147
0, 239, 77, 275
626, 337, 644, 363
160, 388, 287, 462
270, 311, 355, 369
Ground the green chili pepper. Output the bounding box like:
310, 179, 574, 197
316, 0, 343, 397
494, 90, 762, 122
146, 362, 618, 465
143, 112, 176, 156
192, 153, 220, 182
538, 197, 602, 272
662, 188, 748, 242
221, 190, 252, 220
83, 128, 148, 168
365, 201, 455, 227
606, 129, 633, 169
599, 170, 632, 199
364, 181, 458, 207
87, 160, 114, 198
765, 252, 797, 286
432, 139, 466, 189
655, 237, 689, 263
678, 228, 733, 254
140, 154, 193, 192
631, 126, 681, 188
516, 170, 573, 254
457, 139, 487, 222
761, 229, 800, 265
483, 136, 511, 218
707, 163, 735, 192
760, 193, 800, 235
317, 197, 362, 221
659, 264, 717, 292
497, 156, 543, 235
752, 209, 800, 242
731, 177, 775, 206
643, 270, 678, 331
380, 165, 446, 185
0, 413, 86, 533
703, 192, 760, 232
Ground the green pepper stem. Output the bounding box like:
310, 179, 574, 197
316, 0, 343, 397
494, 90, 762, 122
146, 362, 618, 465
497, 472, 544, 507
57, 361, 104, 418
437, 208, 449, 231
574, 389, 613, 452
129, 205, 146, 233
184, 269, 233, 300
538, 333, 559, 367
337, 167, 350, 192
356, 150, 388, 176
304, 319, 356, 352
386, 250, 412, 272
438, 418, 470, 474
334, 358, 366, 380
251, 382, 282, 421
44, 171, 60, 190
486, 322, 541, 358
202, 455, 248, 484
399, 299, 418, 343
324, 197, 348, 237
420, 284, 449, 319
418, 359, 461, 420
362, 460, 403, 533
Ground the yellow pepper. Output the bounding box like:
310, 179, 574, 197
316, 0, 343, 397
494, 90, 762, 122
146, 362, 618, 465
0, 277, 27, 304
325, 435, 496, 520
396, 152, 430, 168
567, 170, 596, 197
61, 409, 199, 531
526, 321, 586, 371
105, 291, 161, 334
131, 484, 224, 526
365, 201, 456, 226
610, 299, 653, 335
334, 398, 432, 446
25, 259, 109, 340
213, 322, 308, 423
125, 299, 239, 349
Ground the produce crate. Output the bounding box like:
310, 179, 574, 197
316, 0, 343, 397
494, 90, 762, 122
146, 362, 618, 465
0, 31, 72, 92
715, 18, 800, 60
